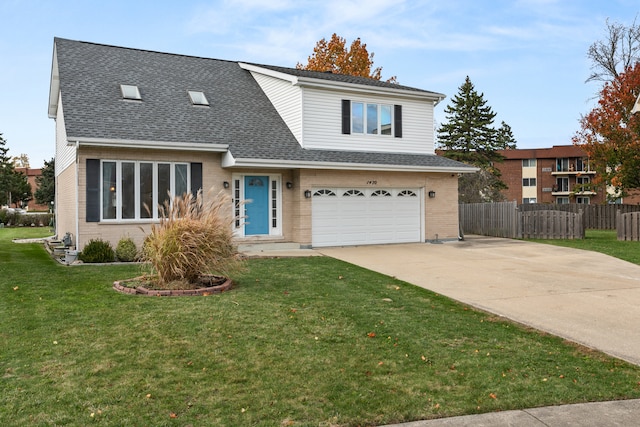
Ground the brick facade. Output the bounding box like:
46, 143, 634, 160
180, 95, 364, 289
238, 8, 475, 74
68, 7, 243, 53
495, 145, 606, 205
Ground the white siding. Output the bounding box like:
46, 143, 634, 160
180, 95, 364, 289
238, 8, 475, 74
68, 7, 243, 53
302, 87, 435, 155
55, 94, 76, 177
250, 72, 303, 144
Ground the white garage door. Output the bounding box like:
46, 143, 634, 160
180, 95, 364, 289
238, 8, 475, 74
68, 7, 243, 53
312, 188, 422, 247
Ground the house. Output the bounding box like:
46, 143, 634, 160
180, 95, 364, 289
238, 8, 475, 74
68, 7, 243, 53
494, 145, 608, 204
48, 38, 475, 251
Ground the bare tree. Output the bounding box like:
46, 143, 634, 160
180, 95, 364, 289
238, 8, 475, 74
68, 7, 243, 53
587, 17, 640, 83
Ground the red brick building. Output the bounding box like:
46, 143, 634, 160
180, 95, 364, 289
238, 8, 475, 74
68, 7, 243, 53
494, 145, 607, 205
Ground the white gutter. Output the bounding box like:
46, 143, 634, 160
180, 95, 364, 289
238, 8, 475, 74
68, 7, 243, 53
68, 137, 228, 152
222, 153, 477, 173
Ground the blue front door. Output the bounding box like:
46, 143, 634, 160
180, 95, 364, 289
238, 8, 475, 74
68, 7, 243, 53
244, 176, 269, 235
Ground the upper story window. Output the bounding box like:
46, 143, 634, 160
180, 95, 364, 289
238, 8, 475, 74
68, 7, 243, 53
556, 158, 570, 172
342, 100, 402, 138
120, 84, 142, 100
188, 90, 209, 106
522, 178, 536, 187
522, 159, 536, 167
576, 158, 590, 172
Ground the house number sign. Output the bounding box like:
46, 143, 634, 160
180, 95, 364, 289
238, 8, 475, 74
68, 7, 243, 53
366, 180, 378, 185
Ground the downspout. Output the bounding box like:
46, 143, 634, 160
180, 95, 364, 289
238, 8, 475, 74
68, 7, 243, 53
75, 140, 79, 250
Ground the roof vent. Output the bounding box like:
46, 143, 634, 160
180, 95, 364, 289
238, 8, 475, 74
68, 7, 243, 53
120, 84, 141, 100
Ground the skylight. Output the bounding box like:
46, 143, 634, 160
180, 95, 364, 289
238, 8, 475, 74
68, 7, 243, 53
120, 84, 141, 100
188, 90, 209, 106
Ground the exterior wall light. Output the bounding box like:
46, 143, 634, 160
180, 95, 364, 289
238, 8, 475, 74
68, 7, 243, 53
286, 181, 293, 189
304, 190, 312, 199
428, 190, 436, 198
223, 181, 230, 189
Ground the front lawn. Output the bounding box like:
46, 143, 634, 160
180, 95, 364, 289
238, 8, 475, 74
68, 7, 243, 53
527, 229, 640, 266
2, 228, 640, 426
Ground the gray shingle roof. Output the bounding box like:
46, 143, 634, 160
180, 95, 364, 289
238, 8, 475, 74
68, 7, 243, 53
52, 38, 472, 172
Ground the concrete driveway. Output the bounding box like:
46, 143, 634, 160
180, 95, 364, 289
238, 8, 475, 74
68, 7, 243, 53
319, 236, 640, 365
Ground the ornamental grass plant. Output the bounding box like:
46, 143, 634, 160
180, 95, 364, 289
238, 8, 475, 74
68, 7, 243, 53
140, 189, 243, 287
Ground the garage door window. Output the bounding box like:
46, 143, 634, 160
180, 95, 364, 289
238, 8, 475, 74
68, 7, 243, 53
372, 190, 391, 197
398, 190, 417, 197
343, 189, 365, 197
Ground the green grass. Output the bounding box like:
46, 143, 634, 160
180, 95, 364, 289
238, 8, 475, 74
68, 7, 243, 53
526, 229, 640, 265
2, 228, 640, 426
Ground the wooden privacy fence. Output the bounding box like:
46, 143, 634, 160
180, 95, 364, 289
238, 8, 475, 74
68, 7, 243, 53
459, 202, 584, 239
617, 211, 640, 241
519, 203, 640, 230
520, 210, 584, 239
458, 202, 518, 238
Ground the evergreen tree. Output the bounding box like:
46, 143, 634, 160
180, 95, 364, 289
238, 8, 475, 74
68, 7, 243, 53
0, 133, 15, 206
10, 172, 31, 208
437, 76, 516, 202
35, 158, 55, 206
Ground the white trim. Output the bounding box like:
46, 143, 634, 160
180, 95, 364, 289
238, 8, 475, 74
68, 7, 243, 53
225, 156, 478, 173
239, 62, 446, 103
232, 173, 283, 238
68, 137, 228, 152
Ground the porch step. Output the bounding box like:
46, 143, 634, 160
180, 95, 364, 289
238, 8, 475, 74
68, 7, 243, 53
237, 242, 303, 253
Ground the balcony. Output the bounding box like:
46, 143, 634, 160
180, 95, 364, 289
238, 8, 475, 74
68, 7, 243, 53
551, 167, 596, 176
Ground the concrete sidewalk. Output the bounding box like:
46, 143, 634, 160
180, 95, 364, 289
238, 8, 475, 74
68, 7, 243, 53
319, 236, 640, 366
381, 398, 640, 426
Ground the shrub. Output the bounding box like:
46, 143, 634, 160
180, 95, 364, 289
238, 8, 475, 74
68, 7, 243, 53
140, 189, 244, 287
79, 238, 115, 263
115, 236, 138, 262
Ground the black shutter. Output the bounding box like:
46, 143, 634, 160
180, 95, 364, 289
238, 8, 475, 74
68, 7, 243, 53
394, 104, 402, 138
190, 162, 203, 195
341, 99, 351, 134
86, 159, 100, 222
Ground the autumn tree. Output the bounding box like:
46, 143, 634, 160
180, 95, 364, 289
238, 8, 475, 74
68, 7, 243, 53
586, 18, 640, 84
437, 76, 516, 202
35, 158, 55, 206
297, 33, 397, 83
573, 63, 640, 200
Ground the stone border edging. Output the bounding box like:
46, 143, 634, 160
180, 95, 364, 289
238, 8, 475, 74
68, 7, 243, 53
113, 277, 233, 296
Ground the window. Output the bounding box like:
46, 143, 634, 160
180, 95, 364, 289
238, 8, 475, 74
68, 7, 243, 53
343, 189, 365, 197
522, 178, 536, 186
353, 102, 392, 135
314, 189, 336, 197
522, 159, 536, 167
398, 190, 417, 197
556, 177, 569, 192
576, 196, 590, 204
576, 158, 589, 172
577, 176, 590, 185
556, 197, 570, 204
343, 100, 401, 137
371, 190, 391, 197
120, 84, 141, 100
556, 158, 570, 172
523, 198, 537, 204
99, 160, 191, 221
188, 90, 209, 106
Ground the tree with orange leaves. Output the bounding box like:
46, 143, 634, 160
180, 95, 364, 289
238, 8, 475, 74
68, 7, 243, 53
297, 33, 397, 83
573, 63, 640, 200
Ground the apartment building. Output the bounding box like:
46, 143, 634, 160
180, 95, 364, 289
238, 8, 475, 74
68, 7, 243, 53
495, 145, 605, 205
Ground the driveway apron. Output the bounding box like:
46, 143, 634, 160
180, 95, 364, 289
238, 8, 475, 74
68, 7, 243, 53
319, 236, 640, 365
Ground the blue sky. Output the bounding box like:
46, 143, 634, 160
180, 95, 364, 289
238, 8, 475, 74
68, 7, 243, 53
1, 0, 638, 168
